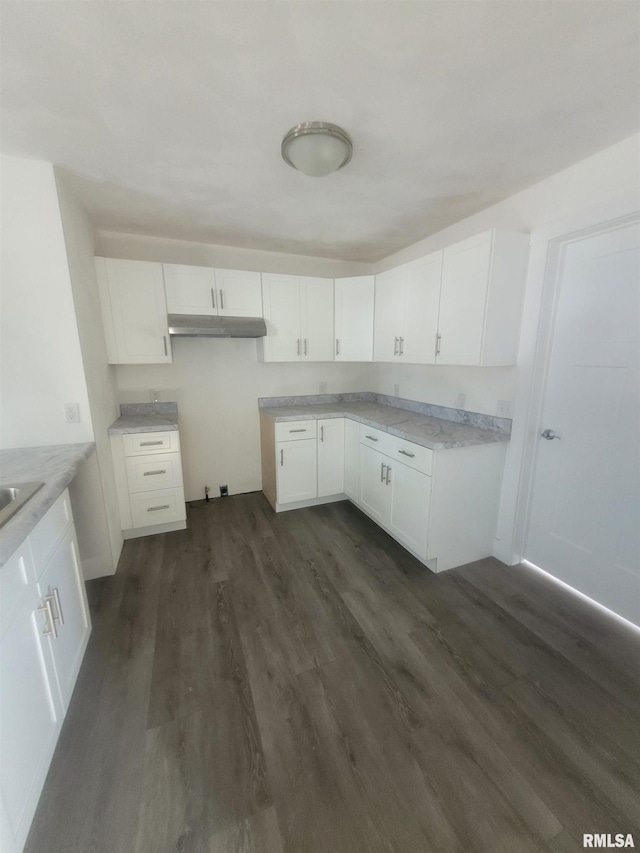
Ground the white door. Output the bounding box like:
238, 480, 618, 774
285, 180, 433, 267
359, 445, 391, 525
300, 277, 334, 361
261, 274, 301, 362
317, 419, 345, 497
215, 269, 263, 317
335, 276, 375, 361
388, 462, 431, 559
277, 439, 317, 504
402, 251, 443, 364
526, 219, 640, 625
373, 267, 405, 362
163, 264, 217, 315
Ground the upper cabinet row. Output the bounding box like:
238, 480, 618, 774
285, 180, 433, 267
95, 229, 529, 367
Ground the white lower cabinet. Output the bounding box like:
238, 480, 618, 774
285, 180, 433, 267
317, 419, 344, 498
343, 418, 360, 502
277, 439, 318, 503
0, 491, 90, 853
388, 460, 431, 559
359, 444, 392, 525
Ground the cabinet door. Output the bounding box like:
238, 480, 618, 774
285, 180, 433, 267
317, 419, 345, 497
277, 439, 317, 504
261, 274, 301, 362
96, 258, 172, 364
0, 551, 62, 851
163, 263, 217, 315
373, 267, 405, 361
215, 269, 263, 317
401, 251, 442, 364
300, 277, 334, 361
437, 232, 492, 365
359, 445, 391, 525
388, 462, 431, 559
37, 527, 91, 710
343, 418, 361, 502
335, 276, 375, 361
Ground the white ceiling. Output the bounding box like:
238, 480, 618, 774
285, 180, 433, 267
1, 1, 638, 262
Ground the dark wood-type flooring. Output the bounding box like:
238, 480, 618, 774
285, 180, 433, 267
25, 493, 640, 853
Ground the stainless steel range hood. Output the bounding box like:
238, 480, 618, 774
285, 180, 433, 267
167, 314, 267, 338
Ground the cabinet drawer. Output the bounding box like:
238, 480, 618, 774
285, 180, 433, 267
130, 488, 186, 529
29, 490, 73, 574
359, 424, 395, 456
391, 437, 433, 476
122, 431, 180, 456
275, 420, 317, 441
125, 453, 184, 493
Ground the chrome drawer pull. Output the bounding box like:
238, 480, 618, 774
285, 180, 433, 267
44, 588, 65, 625
38, 599, 57, 638
365, 435, 378, 442
219, 289, 225, 310
386, 466, 391, 485
280, 449, 284, 466
143, 469, 167, 476
398, 450, 415, 458
211, 287, 216, 309
289, 428, 306, 433
380, 462, 386, 482
140, 441, 163, 446
320, 426, 324, 443
148, 504, 170, 512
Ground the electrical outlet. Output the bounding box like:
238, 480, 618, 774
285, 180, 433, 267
64, 402, 80, 423
219, 485, 228, 497
150, 389, 160, 403
496, 400, 513, 418
319, 381, 327, 393
393, 383, 400, 397
456, 393, 466, 409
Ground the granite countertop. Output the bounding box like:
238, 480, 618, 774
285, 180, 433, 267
0, 442, 95, 567
108, 402, 179, 435
259, 393, 511, 451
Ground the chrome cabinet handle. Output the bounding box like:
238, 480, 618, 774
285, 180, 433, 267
386, 465, 391, 485
320, 426, 324, 443
393, 336, 399, 356
163, 336, 168, 356
143, 469, 167, 476
289, 428, 306, 433
399, 337, 404, 356
280, 449, 284, 466
435, 333, 441, 356
336, 339, 340, 356
148, 504, 170, 512
541, 429, 560, 440
365, 435, 378, 442
44, 588, 64, 625
140, 440, 163, 446
211, 287, 216, 310
398, 449, 415, 458
297, 338, 301, 356
38, 598, 57, 638
220, 289, 225, 310
304, 338, 308, 356
380, 462, 386, 482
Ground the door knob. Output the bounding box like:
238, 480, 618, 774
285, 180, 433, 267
541, 429, 560, 440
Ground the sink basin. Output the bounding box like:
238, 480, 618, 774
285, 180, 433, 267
0, 482, 44, 528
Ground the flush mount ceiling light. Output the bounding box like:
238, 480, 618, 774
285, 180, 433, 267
281, 121, 353, 177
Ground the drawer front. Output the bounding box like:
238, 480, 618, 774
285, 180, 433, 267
0, 544, 35, 633
391, 437, 433, 475
122, 431, 180, 456
130, 488, 186, 529
125, 453, 183, 493
275, 420, 317, 441
359, 424, 395, 456
29, 490, 73, 574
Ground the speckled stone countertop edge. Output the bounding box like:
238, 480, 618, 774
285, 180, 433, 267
0, 442, 95, 568
108, 402, 179, 435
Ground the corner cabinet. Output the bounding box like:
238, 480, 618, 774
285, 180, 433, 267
334, 276, 375, 361
259, 274, 334, 362
96, 257, 172, 364
0, 491, 91, 853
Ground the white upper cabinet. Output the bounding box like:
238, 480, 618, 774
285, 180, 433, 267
437, 229, 529, 366
373, 251, 442, 364
261, 274, 334, 362
164, 264, 262, 317
96, 257, 172, 365
334, 275, 375, 361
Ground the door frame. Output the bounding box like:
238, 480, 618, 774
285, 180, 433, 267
494, 193, 640, 567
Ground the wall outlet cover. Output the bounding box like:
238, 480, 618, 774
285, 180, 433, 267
496, 400, 513, 418
64, 402, 80, 423
456, 393, 466, 409
319, 381, 327, 393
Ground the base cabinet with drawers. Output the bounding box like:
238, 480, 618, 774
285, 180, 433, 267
110, 430, 187, 538
261, 414, 506, 572
0, 490, 91, 853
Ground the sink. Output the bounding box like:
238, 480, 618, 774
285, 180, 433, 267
0, 482, 44, 528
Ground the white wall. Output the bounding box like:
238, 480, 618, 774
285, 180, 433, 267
55, 170, 124, 576
116, 340, 374, 500
0, 156, 93, 447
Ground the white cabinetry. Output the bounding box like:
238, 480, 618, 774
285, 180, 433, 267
334, 276, 375, 361
260, 274, 334, 362
164, 264, 262, 317
277, 439, 317, 504
0, 491, 90, 853
373, 251, 442, 364
359, 443, 392, 526
110, 430, 186, 538
317, 419, 345, 497
343, 418, 360, 502
437, 230, 529, 366
96, 257, 172, 364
